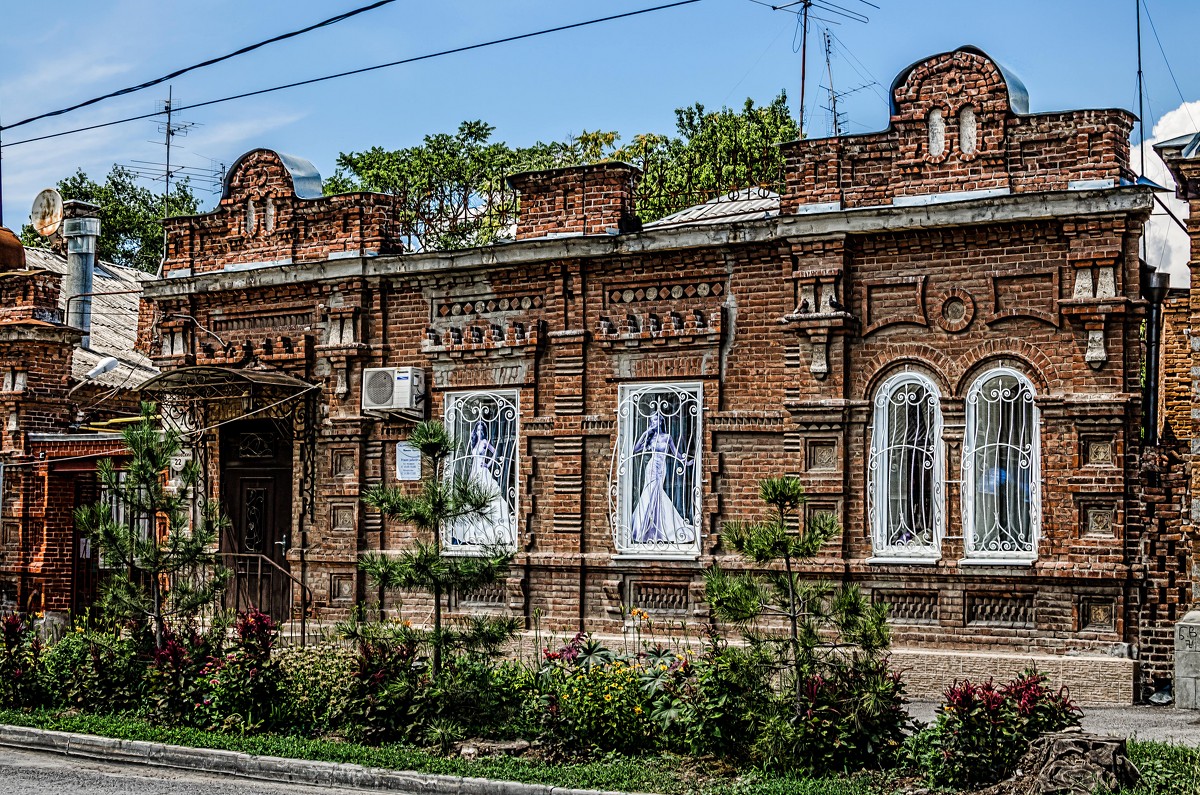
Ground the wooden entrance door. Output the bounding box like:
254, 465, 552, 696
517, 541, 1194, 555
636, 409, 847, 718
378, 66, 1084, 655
220, 421, 294, 620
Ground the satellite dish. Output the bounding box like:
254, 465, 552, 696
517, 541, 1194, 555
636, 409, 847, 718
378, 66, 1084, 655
30, 188, 63, 237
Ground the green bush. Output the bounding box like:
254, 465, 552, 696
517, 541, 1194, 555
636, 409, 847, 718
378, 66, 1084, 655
907, 669, 1081, 789
276, 641, 358, 738
539, 634, 656, 755
0, 613, 46, 708
195, 609, 281, 733
647, 634, 773, 760
42, 623, 147, 714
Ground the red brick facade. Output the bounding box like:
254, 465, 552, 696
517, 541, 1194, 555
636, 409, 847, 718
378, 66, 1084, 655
135, 47, 1181, 702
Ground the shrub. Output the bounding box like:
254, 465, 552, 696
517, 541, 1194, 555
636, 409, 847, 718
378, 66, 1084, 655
538, 635, 656, 756
751, 660, 910, 774
42, 622, 147, 714
143, 622, 224, 725
908, 669, 1081, 789
0, 612, 46, 708
276, 642, 358, 738
647, 633, 773, 760
195, 609, 281, 733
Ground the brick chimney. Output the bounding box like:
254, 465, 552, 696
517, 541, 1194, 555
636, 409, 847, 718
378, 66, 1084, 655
507, 162, 641, 241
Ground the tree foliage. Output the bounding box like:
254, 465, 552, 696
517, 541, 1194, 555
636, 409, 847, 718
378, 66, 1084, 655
704, 476, 890, 707
21, 165, 199, 273
359, 420, 514, 675
326, 92, 797, 252
74, 403, 227, 649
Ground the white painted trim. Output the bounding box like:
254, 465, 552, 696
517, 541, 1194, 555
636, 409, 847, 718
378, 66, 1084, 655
891, 187, 1012, 207
866, 556, 940, 566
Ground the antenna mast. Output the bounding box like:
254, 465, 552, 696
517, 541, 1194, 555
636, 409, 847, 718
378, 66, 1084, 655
824, 28, 839, 136
799, 0, 811, 135
1136, 0, 1146, 177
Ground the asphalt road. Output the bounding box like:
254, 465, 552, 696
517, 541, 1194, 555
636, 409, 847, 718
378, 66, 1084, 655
0, 746, 376, 794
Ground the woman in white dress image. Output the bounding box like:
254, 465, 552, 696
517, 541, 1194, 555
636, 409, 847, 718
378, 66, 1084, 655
452, 420, 512, 547
628, 411, 695, 545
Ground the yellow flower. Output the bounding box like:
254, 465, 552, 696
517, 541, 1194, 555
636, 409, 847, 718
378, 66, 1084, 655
634, 706, 642, 714
604, 694, 612, 701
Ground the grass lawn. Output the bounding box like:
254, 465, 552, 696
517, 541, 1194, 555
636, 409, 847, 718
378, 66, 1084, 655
0, 709, 1196, 795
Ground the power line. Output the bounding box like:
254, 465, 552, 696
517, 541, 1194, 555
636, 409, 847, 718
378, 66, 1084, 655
2, 0, 703, 150
0, 0, 400, 133
1139, 0, 1199, 133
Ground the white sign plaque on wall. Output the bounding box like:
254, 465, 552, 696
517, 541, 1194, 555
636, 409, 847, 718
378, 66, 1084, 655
396, 442, 422, 481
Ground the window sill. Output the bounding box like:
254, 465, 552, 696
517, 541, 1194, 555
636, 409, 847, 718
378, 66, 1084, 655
866, 556, 940, 566
611, 553, 700, 563
957, 557, 1036, 568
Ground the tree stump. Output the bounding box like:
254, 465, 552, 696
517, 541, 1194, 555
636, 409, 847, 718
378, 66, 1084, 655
984, 733, 1140, 795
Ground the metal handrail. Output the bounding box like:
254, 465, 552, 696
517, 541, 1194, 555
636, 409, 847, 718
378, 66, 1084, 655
218, 552, 312, 630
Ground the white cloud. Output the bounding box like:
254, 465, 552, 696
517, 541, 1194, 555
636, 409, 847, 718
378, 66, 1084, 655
1135, 100, 1200, 289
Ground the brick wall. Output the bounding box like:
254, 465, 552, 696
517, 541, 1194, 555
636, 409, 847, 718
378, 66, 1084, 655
508, 163, 641, 240
781, 47, 1134, 213
138, 46, 1172, 703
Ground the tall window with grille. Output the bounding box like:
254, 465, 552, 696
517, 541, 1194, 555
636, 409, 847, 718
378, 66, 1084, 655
97, 470, 153, 569
962, 368, 1041, 560
442, 390, 519, 554
610, 383, 703, 557
868, 373, 943, 560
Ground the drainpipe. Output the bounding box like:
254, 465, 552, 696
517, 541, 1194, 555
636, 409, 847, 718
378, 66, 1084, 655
1141, 265, 1171, 447
62, 200, 101, 348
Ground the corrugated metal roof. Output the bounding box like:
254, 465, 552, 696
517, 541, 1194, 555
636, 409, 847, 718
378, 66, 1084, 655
25, 248, 157, 389
643, 187, 779, 230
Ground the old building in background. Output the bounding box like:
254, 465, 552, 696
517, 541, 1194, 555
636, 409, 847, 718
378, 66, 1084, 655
95, 46, 1183, 703
0, 201, 155, 614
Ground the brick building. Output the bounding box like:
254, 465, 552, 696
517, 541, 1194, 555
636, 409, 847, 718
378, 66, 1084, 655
0, 205, 155, 614
135, 46, 1177, 704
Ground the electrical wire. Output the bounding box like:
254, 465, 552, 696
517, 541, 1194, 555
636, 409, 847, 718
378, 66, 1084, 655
1, 0, 703, 150
1139, 0, 1199, 133
1, 0, 400, 133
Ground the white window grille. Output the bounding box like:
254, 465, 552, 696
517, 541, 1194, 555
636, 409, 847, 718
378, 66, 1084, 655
868, 373, 943, 559
962, 368, 1040, 560
443, 390, 519, 554
610, 383, 703, 557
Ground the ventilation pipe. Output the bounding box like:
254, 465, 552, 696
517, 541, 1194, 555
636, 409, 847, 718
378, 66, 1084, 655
62, 200, 100, 348
1141, 263, 1171, 447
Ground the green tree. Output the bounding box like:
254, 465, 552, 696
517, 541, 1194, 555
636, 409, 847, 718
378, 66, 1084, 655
360, 420, 513, 675
21, 165, 199, 272
74, 403, 227, 649
325, 121, 612, 253
703, 476, 889, 709
615, 92, 800, 222
325, 92, 797, 251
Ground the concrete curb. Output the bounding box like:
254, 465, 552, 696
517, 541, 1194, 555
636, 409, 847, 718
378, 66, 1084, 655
0, 723, 661, 795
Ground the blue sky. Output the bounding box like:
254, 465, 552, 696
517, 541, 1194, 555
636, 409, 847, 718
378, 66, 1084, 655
2, 0, 1197, 257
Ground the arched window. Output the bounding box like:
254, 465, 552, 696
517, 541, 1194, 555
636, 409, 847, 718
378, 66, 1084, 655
869, 373, 943, 559
928, 109, 946, 157
962, 368, 1040, 560
959, 106, 978, 155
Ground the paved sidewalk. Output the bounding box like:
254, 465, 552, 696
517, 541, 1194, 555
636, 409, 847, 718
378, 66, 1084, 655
908, 701, 1200, 745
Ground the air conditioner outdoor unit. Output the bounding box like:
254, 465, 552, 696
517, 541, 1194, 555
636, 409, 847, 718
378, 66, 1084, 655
362, 367, 425, 413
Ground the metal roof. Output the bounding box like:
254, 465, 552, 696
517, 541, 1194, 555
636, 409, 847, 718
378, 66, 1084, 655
889, 45, 1030, 115
25, 248, 157, 389
643, 187, 779, 230
1154, 131, 1200, 161
220, 149, 324, 200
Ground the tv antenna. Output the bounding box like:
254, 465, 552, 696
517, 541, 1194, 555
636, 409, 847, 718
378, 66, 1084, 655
747, 0, 876, 135
119, 87, 223, 213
